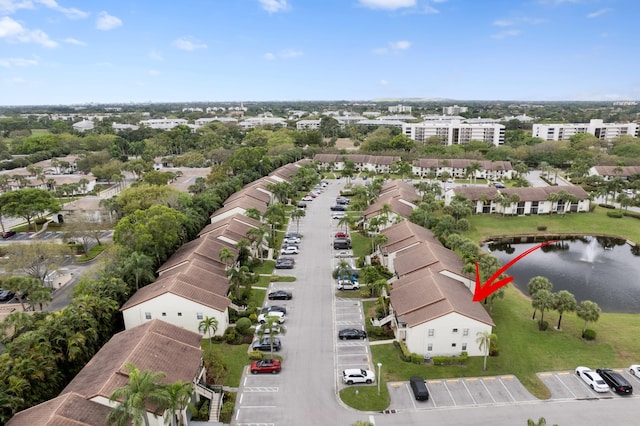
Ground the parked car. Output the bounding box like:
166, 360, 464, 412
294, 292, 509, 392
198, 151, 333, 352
409, 376, 430, 401
252, 337, 281, 352
261, 305, 287, 315
283, 236, 301, 245
332, 212, 346, 219
336, 197, 350, 205
337, 280, 360, 291
596, 368, 633, 394
250, 358, 281, 374
575, 366, 609, 392
334, 232, 348, 238
268, 290, 292, 300
296, 202, 307, 209
629, 365, 640, 377
258, 311, 286, 324
2, 230, 16, 239
342, 368, 375, 385
254, 323, 281, 335
280, 246, 299, 255
338, 328, 367, 340
0, 289, 14, 301
275, 258, 295, 269
333, 238, 352, 249
334, 250, 353, 259
330, 205, 347, 211
285, 232, 302, 239
493, 182, 506, 189
302, 196, 313, 201
307, 192, 317, 198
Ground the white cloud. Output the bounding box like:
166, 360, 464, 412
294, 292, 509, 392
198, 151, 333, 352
64, 37, 86, 46
173, 37, 207, 51
280, 48, 302, 58
0, 16, 57, 47
96, 11, 122, 30
36, 0, 88, 19
359, 0, 416, 10
258, 0, 288, 13
148, 69, 160, 75
0, 57, 38, 67
264, 52, 276, 60
148, 49, 163, 61
379, 79, 389, 86
491, 29, 521, 39
373, 40, 411, 55
493, 19, 514, 27
587, 8, 612, 18
0, 0, 35, 14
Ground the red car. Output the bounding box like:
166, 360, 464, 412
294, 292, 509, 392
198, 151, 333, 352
335, 232, 348, 238
250, 359, 281, 374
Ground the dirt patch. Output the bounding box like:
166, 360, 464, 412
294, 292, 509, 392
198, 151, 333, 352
333, 138, 358, 151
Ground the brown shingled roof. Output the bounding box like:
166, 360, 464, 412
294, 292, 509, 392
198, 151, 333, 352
198, 212, 263, 238
451, 186, 500, 201
62, 320, 202, 406
393, 242, 465, 277
380, 221, 438, 254
157, 234, 237, 274
7, 392, 116, 426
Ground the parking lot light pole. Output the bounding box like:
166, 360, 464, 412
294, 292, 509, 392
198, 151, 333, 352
377, 362, 382, 395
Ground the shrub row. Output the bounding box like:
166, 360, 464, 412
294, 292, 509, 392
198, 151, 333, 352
432, 352, 469, 366
598, 203, 616, 209
393, 341, 424, 364
623, 210, 640, 220
606, 210, 624, 218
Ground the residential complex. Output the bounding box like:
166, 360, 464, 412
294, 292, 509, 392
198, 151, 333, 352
532, 119, 639, 142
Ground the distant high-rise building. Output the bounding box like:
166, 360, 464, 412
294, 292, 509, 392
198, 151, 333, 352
388, 104, 412, 113
442, 105, 468, 115
532, 119, 639, 142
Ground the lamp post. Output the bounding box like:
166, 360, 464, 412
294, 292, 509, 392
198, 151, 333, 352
377, 362, 382, 395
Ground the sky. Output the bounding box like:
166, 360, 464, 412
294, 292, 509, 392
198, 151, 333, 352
0, 0, 639, 105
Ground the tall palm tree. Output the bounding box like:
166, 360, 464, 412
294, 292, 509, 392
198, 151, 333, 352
226, 265, 254, 302
476, 330, 497, 371
198, 316, 219, 352
532, 289, 556, 330
290, 208, 306, 234
218, 247, 235, 270
576, 300, 601, 335
246, 225, 268, 260
527, 276, 553, 320
122, 251, 156, 290
164, 381, 195, 426
107, 363, 170, 426
554, 290, 576, 330
244, 207, 261, 221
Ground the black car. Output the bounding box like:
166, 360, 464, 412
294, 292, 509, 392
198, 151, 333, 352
2, 230, 16, 239
296, 202, 307, 209
336, 197, 350, 205
261, 305, 287, 315
596, 368, 633, 394
0, 289, 14, 301
338, 328, 367, 340
330, 205, 347, 211
268, 290, 292, 300
252, 337, 281, 352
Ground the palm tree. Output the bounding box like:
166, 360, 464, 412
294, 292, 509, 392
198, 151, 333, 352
290, 208, 306, 234
256, 315, 287, 356
218, 247, 235, 270
198, 316, 219, 352
226, 265, 254, 302
527, 276, 553, 320
164, 381, 195, 426
554, 290, 577, 330
107, 363, 170, 426
476, 330, 497, 371
466, 161, 482, 184
244, 207, 261, 221
532, 289, 555, 330
122, 251, 156, 290
246, 226, 268, 260
576, 300, 601, 335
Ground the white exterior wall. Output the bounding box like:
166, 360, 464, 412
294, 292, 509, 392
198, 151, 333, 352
403, 121, 504, 146
122, 293, 228, 336
210, 206, 247, 224
532, 119, 638, 141
404, 312, 492, 357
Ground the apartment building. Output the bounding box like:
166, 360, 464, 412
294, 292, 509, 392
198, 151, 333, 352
532, 119, 639, 142
403, 120, 505, 146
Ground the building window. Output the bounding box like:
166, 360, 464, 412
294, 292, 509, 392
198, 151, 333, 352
451, 343, 457, 348
463, 328, 469, 336
196, 312, 203, 320
428, 328, 434, 337
177, 312, 182, 317
462, 343, 467, 351
161, 312, 166, 317
452, 328, 458, 333
145, 312, 151, 320
427, 344, 433, 351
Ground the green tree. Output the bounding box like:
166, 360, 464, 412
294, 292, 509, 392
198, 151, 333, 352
476, 330, 497, 371
527, 276, 553, 320
576, 300, 601, 335
122, 251, 156, 290
532, 289, 556, 330
5, 242, 73, 286
554, 290, 577, 330
218, 247, 235, 270
107, 363, 170, 426
0, 188, 61, 231
198, 316, 219, 352
256, 315, 287, 356
164, 380, 195, 426
290, 208, 306, 234
3, 276, 41, 311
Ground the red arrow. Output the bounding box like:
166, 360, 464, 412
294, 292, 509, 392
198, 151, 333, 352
472, 240, 557, 302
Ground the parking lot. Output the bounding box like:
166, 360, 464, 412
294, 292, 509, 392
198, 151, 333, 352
538, 369, 639, 400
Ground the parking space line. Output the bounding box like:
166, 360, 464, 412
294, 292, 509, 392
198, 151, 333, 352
425, 382, 437, 407
480, 379, 496, 403
539, 373, 552, 377
556, 374, 577, 398
442, 381, 456, 406
461, 379, 477, 404
497, 377, 516, 402
557, 372, 570, 376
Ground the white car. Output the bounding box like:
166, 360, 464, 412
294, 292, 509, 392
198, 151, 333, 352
302, 196, 313, 201
629, 365, 640, 377
283, 237, 301, 245
280, 246, 299, 255
337, 280, 360, 291
332, 212, 346, 219
342, 368, 375, 385
334, 250, 353, 258
254, 323, 281, 335
257, 311, 286, 324
575, 366, 609, 392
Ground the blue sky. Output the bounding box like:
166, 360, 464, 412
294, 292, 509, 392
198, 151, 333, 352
0, 0, 638, 105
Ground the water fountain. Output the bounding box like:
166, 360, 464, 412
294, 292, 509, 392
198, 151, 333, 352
581, 238, 598, 263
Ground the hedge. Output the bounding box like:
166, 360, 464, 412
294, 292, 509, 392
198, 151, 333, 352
432, 352, 469, 366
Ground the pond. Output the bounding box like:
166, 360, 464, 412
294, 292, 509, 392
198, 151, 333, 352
483, 236, 640, 313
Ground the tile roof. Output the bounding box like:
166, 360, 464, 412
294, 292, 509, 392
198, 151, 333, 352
451, 186, 500, 201
391, 271, 494, 327
62, 320, 202, 406
393, 241, 465, 277
210, 194, 269, 220
380, 221, 439, 254
198, 212, 263, 238
157, 234, 237, 274
7, 392, 115, 426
